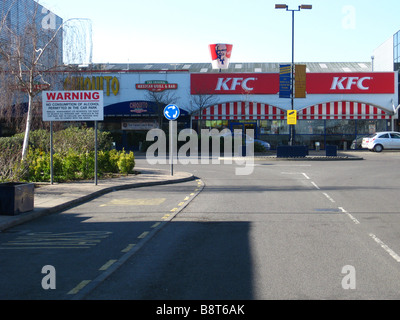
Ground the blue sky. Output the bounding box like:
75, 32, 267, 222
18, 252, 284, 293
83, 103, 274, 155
40, 0, 400, 64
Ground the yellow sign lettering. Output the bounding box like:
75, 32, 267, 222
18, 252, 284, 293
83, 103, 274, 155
64, 76, 119, 96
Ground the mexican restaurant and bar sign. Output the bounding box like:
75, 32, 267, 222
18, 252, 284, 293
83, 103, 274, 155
191, 72, 395, 95
136, 80, 178, 92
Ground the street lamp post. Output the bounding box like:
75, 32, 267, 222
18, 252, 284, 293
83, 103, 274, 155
275, 4, 312, 145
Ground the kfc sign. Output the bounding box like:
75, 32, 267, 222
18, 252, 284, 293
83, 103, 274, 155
308, 72, 395, 94
191, 72, 395, 95
215, 77, 256, 91
191, 73, 279, 95
330, 76, 372, 90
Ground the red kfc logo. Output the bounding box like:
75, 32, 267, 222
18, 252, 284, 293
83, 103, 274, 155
330, 76, 372, 90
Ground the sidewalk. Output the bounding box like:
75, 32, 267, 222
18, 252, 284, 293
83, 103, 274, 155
0, 168, 195, 232
0, 151, 363, 232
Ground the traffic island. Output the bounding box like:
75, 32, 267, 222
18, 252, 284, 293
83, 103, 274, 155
0, 182, 34, 216
277, 145, 309, 158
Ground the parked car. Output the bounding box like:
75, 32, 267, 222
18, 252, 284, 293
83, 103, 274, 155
220, 132, 271, 150
351, 135, 369, 149
361, 131, 400, 152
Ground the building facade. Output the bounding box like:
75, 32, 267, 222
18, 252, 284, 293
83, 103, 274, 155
64, 62, 398, 151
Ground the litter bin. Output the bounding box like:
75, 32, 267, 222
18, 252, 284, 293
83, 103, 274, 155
0, 182, 34, 215
326, 145, 337, 157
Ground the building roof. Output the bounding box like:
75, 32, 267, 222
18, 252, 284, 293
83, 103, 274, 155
86, 62, 373, 73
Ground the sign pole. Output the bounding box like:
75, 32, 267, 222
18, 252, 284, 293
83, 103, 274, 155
50, 121, 54, 185
95, 121, 98, 185
163, 104, 180, 176
170, 120, 173, 176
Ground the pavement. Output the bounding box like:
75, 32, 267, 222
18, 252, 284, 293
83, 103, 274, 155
0, 150, 363, 232
0, 167, 195, 232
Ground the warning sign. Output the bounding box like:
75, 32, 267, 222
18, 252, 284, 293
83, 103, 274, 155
42, 91, 104, 121
287, 110, 297, 125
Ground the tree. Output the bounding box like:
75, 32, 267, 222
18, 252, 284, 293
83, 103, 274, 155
0, 1, 92, 160
189, 89, 219, 132
0, 0, 63, 160
145, 89, 179, 129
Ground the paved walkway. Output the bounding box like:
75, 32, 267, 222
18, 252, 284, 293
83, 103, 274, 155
0, 150, 364, 232
0, 168, 195, 232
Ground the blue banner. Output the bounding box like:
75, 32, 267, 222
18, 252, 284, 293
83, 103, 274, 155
279, 64, 291, 99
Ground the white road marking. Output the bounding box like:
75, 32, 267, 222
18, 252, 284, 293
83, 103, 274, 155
311, 182, 320, 189
323, 193, 335, 203
302, 173, 311, 180
369, 233, 400, 263
338, 207, 360, 224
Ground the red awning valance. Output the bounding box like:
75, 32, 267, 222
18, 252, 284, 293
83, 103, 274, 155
193, 102, 285, 120
298, 101, 391, 120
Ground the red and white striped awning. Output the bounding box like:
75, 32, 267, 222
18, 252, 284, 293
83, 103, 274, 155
298, 101, 392, 120
193, 102, 285, 120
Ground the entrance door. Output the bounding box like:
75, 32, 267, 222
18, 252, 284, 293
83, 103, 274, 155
230, 122, 257, 138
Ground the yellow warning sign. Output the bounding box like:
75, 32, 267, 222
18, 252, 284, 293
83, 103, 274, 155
287, 110, 297, 125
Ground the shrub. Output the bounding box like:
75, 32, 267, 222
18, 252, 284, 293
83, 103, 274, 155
0, 128, 134, 182
117, 150, 135, 175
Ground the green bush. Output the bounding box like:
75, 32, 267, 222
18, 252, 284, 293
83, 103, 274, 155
0, 127, 134, 182
117, 150, 135, 175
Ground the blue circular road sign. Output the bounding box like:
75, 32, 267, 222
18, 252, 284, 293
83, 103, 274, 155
164, 104, 180, 121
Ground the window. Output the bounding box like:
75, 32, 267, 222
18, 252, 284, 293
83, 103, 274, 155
390, 133, 400, 139
379, 133, 390, 139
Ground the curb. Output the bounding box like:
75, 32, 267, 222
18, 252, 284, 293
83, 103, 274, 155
218, 155, 364, 161
0, 172, 195, 232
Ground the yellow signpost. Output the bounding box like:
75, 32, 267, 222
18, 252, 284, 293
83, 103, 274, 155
287, 110, 297, 125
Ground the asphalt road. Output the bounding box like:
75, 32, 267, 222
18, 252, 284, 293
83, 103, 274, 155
87, 151, 400, 300
1, 151, 400, 302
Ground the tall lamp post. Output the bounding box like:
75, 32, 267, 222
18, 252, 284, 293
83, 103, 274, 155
275, 4, 312, 145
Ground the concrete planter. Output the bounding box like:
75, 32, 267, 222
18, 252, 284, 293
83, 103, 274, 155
0, 182, 34, 216
277, 145, 309, 158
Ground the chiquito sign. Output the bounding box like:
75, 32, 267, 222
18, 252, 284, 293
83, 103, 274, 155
190, 72, 395, 95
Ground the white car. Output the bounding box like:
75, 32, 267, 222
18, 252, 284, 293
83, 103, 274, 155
361, 131, 400, 152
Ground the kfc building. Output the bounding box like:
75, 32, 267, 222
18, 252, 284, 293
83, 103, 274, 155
190, 62, 398, 150
63, 62, 398, 151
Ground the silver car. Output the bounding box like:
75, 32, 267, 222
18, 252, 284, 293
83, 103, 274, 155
361, 131, 400, 152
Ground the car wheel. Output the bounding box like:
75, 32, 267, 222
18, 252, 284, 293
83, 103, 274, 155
373, 144, 383, 152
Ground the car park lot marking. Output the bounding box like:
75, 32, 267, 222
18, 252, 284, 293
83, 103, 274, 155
67, 280, 91, 295
121, 244, 136, 253
68, 179, 205, 299
338, 207, 360, 225
322, 192, 335, 203
99, 259, 117, 271
311, 182, 320, 189
99, 198, 166, 207
281, 168, 400, 272
0, 231, 112, 250
138, 231, 149, 239
369, 233, 400, 263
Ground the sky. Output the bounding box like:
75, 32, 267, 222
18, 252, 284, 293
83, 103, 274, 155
39, 0, 400, 65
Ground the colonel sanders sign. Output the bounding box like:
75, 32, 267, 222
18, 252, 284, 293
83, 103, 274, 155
209, 44, 233, 69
